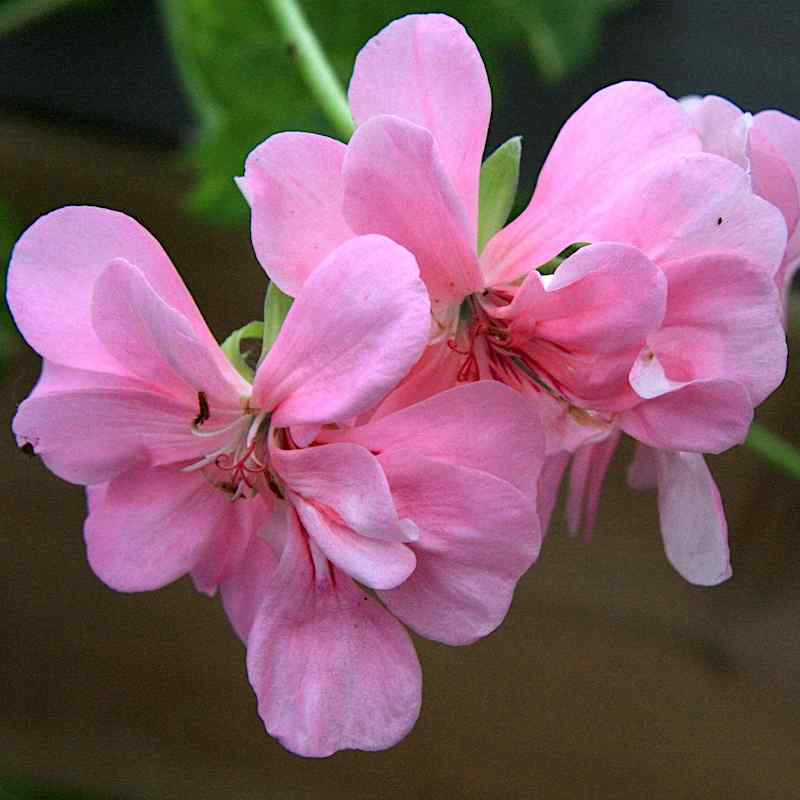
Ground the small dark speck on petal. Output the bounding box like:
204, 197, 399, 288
717, 217, 723, 225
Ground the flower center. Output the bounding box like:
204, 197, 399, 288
183, 401, 281, 501
448, 293, 569, 401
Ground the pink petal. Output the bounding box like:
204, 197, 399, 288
503, 243, 666, 353
626, 443, 658, 491
537, 450, 570, 534
271, 442, 414, 541
7, 206, 223, 372
348, 13, 490, 224
342, 115, 483, 309
680, 94, 748, 166
369, 338, 465, 420
291, 495, 415, 591
654, 450, 731, 585
646, 253, 786, 406
495, 243, 666, 410
253, 235, 430, 426
326, 381, 545, 498
588, 154, 787, 277
92, 259, 247, 405
220, 504, 286, 641
482, 82, 700, 284
12, 388, 233, 485
565, 430, 621, 538
85, 466, 249, 592
378, 451, 540, 645
244, 509, 421, 757
620, 378, 753, 454
237, 133, 353, 296
190, 495, 266, 596
752, 110, 800, 288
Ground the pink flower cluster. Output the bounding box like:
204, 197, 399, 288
8, 14, 797, 756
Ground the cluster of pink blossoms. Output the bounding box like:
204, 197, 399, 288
8, 14, 798, 756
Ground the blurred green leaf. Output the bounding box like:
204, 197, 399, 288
0, 0, 109, 37
0, 198, 21, 377
478, 135, 521, 254
162, 0, 633, 225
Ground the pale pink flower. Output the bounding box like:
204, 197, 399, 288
10, 206, 546, 755
680, 94, 800, 307
238, 15, 788, 584
9, 207, 430, 593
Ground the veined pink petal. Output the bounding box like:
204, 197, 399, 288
7, 206, 223, 372
626, 443, 658, 491
220, 504, 287, 642
654, 450, 731, 585
237, 133, 352, 296
482, 82, 700, 284
253, 235, 430, 426
566, 430, 621, 538
291, 495, 415, 591
85, 467, 251, 592
271, 442, 415, 542
378, 451, 540, 645
191, 495, 266, 596
325, 381, 545, 499
620, 378, 753, 454
244, 509, 421, 757
342, 115, 483, 309
13, 388, 240, 485
645, 253, 786, 405
24, 359, 156, 400
348, 13, 490, 225
92, 259, 248, 405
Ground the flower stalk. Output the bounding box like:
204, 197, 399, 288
263, 0, 355, 141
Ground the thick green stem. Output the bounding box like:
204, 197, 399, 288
263, 0, 355, 141
0, 0, 79, 37
746, 421, 800, 480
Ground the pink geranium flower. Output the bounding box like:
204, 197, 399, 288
680, 94, 800, 309
238, 14, 788, 584
9, 207, 430, 593
9, 206, 546, 756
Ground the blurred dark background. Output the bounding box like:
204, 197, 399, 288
1, 1, 799, 798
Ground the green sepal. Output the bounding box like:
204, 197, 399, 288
221, 320, 264, 382
537, 241, 591, 275
261, 281, 294, 363
477, 136, 522, 254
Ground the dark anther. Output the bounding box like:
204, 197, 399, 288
194, 391, 210, 426
717, 217, 723, 225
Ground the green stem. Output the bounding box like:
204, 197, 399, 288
746, 421, 800, 480
0, 0, 79, 37
263, 0, 355, 141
